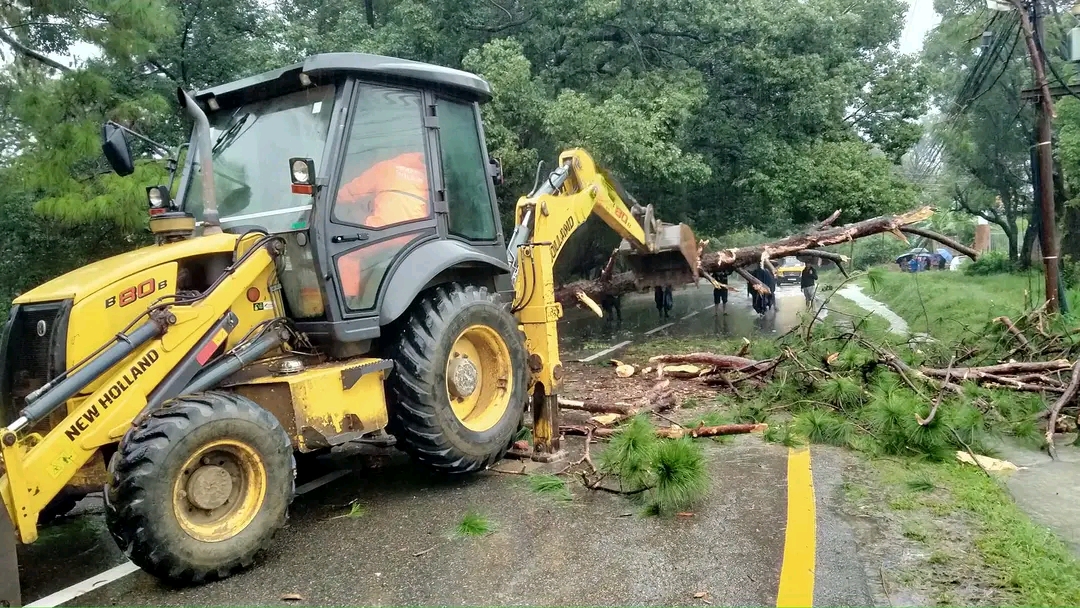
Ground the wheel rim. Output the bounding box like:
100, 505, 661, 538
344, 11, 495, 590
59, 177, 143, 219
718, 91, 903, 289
446, 324, 513, 432
172, 439, 267, 543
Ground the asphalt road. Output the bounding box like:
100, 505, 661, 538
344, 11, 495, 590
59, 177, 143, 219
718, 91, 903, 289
17, 438, 875, 607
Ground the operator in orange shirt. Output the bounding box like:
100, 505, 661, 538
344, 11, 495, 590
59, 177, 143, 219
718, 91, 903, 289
335, 151, 431, 308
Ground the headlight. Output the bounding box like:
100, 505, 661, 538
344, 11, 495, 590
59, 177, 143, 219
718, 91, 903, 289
146, 185, 171, 209
291, 159, 310, 184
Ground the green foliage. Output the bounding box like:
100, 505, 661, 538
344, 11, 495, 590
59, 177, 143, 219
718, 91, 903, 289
647, 438, 708, 515
345, 501, 366, 518
456, 511, 493, 537
731, 401, 769, 424
527, 474, 572, 502
599, 416, 658, 491
792, 409, 854, 447
764, 423, 804, 448
600, 417, 709, 515
815, 376, 865, 410
963, 251, 1015, 276
839, 236, 910, 270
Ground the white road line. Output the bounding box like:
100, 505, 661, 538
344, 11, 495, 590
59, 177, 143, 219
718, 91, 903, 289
681, 310, 699, 321
27, 468, 354, 607
702, 304, 716, 311
644, 322, 674, 336
295, 469, 351, 495
26, 561, 141, 607
581, 340, 633, 363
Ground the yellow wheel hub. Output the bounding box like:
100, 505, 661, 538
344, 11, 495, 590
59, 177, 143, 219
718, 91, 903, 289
446, 324, 513, 432
173, 439, 267, 543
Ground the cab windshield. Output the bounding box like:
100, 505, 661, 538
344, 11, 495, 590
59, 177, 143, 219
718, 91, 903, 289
182, 84, 337, 233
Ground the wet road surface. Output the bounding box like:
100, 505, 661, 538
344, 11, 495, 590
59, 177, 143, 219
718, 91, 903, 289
18, 439, 874, 607
559, 280, 811, 360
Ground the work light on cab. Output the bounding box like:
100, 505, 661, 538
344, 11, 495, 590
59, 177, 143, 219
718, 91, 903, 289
289, 157, 315, 195
146, 185, 172, 215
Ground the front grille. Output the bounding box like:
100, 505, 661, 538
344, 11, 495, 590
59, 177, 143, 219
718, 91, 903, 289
0, 301, 71, 426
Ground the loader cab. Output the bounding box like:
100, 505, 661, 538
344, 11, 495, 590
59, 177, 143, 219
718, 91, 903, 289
173, 53, 513, 354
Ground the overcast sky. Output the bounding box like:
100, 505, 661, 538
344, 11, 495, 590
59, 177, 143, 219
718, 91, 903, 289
900, 0, 942, 55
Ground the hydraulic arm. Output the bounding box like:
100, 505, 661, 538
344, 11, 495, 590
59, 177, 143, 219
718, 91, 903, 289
507, 149, 698, 457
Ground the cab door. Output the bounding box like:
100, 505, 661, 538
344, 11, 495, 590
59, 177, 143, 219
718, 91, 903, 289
320, 82, 440, 319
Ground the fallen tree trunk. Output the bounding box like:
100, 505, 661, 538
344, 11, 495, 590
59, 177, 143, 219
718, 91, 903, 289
554, 206, 933, 305
649, 353, 767, 371
560, 423, 767, 439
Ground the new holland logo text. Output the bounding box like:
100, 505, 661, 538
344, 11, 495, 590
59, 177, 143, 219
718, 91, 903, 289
549, 216, 575, 258
65, 349, 159, 441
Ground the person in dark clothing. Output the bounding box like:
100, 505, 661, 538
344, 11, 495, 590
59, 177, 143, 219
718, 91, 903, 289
800, 263, 818, 309
761, 266, 776, 312
600, 294, 621, 325
937, 255, 946, 271
654, 285, 674, 319
749, 265, 768, 315
713, 271, 730, 315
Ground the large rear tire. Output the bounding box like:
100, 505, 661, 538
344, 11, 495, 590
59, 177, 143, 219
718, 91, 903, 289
388, 283, 528, 473
104, 391, 295, 584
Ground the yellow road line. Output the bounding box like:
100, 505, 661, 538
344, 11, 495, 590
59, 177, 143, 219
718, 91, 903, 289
776, 447, 816, 607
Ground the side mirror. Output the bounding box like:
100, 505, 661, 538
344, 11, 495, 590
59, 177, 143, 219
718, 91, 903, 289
101, 122, 135, 176
489, 157, 503, 187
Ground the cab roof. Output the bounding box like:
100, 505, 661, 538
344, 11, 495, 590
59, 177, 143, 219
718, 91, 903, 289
194, 52, 492, 108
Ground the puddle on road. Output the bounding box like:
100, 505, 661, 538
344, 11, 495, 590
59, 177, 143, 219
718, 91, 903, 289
559, 282, 810, 360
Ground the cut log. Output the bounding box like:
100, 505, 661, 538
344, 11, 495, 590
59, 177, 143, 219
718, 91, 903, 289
554, 206, 933, 305
659, 364, 708, 378
655, 423, 767, 439
558, 398, 637, 415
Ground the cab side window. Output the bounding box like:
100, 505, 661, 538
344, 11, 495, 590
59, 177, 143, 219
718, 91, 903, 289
436, 99, 497, 241
333, 86, 431, 229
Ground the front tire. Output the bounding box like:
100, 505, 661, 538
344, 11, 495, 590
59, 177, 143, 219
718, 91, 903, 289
105, 391, 295, 584
388, 283, 528, 473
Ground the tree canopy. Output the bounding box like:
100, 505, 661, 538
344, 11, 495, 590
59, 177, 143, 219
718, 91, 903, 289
0, 0, 928, 283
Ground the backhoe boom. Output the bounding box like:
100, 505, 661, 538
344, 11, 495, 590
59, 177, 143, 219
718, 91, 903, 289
508, 149, 698, 458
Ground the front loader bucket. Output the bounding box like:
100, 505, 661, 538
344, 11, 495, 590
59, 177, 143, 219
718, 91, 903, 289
621, 223, 700, 288
0, 502, 20, 607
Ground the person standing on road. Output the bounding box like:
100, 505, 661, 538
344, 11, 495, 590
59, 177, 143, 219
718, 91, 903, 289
800, 262, 818, 309
654, 285, 674, 320
713, 270, 730, 315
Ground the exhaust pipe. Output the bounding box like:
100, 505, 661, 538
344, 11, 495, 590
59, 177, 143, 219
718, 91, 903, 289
177, 87, 221, 235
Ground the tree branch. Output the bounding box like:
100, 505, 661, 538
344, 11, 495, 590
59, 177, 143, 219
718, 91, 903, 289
0, 26, 71, 72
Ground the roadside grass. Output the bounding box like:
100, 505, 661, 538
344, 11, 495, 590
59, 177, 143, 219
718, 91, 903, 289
855, 268, 1039, 343
858, 458, 1080, 606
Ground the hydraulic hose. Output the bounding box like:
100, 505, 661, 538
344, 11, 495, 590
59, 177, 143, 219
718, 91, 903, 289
6, 319, 164, 434
182, 329, 286, 396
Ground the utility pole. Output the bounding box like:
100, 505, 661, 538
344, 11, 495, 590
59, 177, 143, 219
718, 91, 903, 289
1009, 0, 1062, 313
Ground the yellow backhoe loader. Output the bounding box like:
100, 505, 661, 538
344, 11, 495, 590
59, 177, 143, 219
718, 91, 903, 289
0, 52, 697, 605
